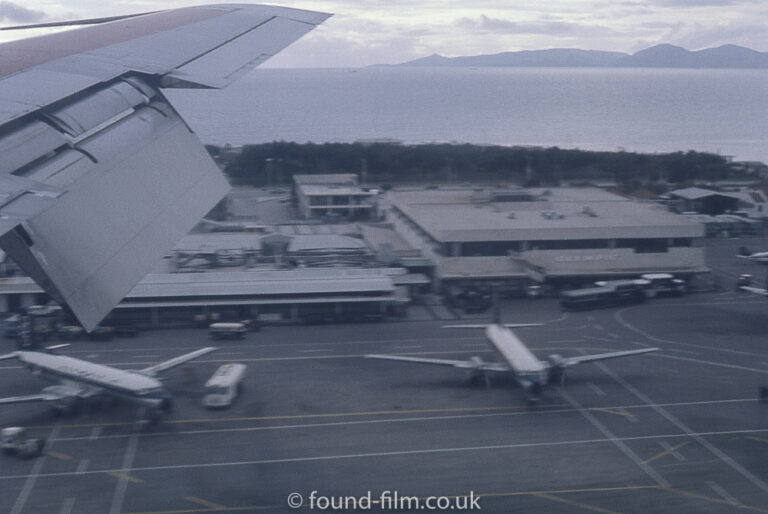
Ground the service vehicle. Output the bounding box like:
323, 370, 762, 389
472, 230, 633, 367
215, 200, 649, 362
639, 273, 686, 297
560, 282, 645, 311
208, 322, 247, 340
202, 363, 247, 409
1, 427, 45, 458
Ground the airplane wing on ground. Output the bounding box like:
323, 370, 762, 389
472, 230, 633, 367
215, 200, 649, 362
740, 286, 768, 296
559, 347, 660, 367
0, 394, 53, 405
139, 347, 217, 376
365, 354, 511, 372
0, 4, 330, 331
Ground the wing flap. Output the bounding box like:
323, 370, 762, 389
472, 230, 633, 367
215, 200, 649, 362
0, 5, 330, 330
740, 286, 768, 296
0, 93, 230, 330
140, 347, 217, 376
563, 347, 660, 366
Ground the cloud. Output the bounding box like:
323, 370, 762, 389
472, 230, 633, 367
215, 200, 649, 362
660, 20, 768, 50
455, 15, 618, 37
645, 0, 742, 6
0, 1, 46, 23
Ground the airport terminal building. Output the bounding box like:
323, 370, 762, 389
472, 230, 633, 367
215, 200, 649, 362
387, 187, 707, 293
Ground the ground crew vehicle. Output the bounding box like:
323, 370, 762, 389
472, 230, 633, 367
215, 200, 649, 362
202, 363, 247, 408
639, 273, 686, 297
560, 282, 645, 311
208, 322, 247, 340
1, 427, 45, 458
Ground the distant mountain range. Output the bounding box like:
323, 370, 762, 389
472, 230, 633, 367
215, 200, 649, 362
395, 44, 768, 68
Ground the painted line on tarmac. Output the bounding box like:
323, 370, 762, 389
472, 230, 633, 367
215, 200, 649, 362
592, 408, 636, 420
10, 424, 60, 514
31, 397, 761, 433
58, 497, 76, 514
706, 481, 741, 506
121, 485, 768, 514
45, 450, 72, 461
587, 382, 606, 396
595, 360, 768, 496
533, 492, 617, 514
184, 496, 225, 509
12, 426, 768, 501
659, 441, 687, 462
614, 308, 768, 359
643, 441, 689, 465
109, 421, 143, 514
107, 471, 144, 484
654, 353, 768, 374
76, 459, 89, 475
558, 388, 670, 488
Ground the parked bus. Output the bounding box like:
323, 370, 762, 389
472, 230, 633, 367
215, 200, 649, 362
560, 282, 645, 311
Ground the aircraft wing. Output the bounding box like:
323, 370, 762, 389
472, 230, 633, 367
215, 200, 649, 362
0, 393, 53, 405
366, 354, 511, 372
139, 347, 217, 376
0, 4, 330, 330
560, 347, 659, 367
740, 286, 768, 296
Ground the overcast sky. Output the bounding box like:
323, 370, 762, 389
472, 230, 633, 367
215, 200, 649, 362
2, 1, 768, 67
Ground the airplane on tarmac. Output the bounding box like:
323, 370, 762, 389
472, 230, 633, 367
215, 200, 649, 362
366, 324, 659, 403
0, 345, 216, 420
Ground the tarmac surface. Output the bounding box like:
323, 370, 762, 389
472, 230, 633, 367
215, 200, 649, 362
2, 238, 768, 513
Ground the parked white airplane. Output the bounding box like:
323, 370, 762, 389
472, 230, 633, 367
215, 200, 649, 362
737, 247, 768, 263
367, 325, 659, 402
0, 346, 216, 420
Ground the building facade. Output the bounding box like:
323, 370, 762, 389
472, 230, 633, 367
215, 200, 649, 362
387, 186, 707, 294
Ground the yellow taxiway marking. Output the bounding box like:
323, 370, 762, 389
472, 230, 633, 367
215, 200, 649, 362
184, 497, 225, 510
655, 354, 768, 375
592, 408, 636, 420
108, 471, 144, 484
745, 435, 768, 445
659, 487, 768, 513
44, 450, 72, 461
643, 441, 689, 465
533, 492, 618, 513
126, 506, 274, 513
26, 404, 569, 430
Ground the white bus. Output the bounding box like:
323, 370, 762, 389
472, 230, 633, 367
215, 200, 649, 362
202, 363, 247, 409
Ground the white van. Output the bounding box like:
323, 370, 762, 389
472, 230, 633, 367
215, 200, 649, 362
640, 273, 686, 297
208, 322, 247, 340
202, 363, 247, 409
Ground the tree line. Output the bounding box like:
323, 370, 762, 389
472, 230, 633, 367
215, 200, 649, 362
207, 142, 758, 190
